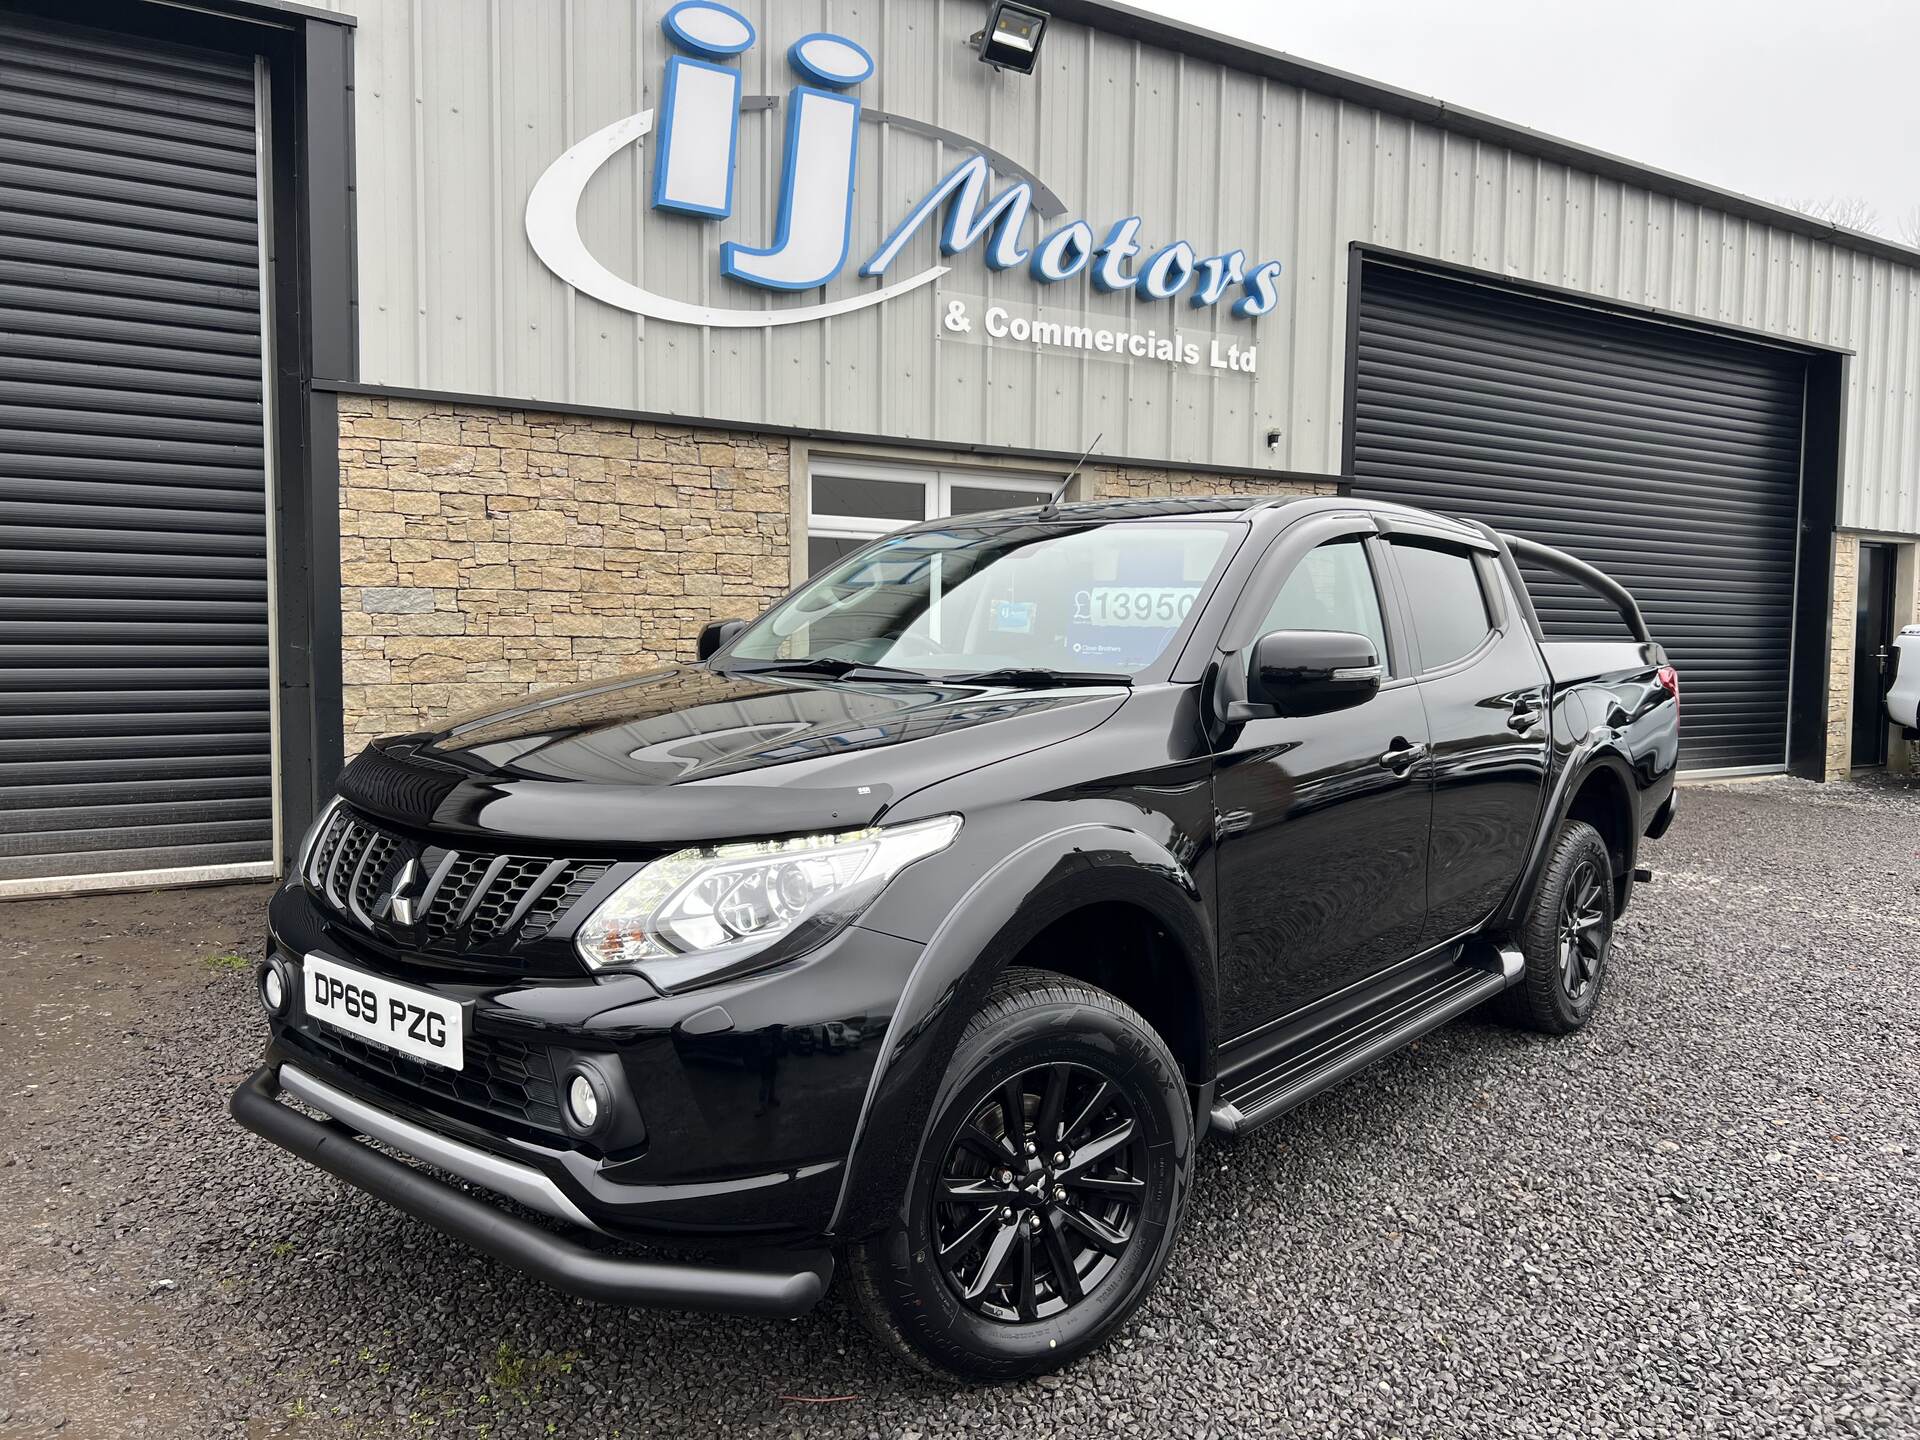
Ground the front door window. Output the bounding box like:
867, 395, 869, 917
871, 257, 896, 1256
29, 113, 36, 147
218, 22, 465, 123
1244, 537, 1390, 674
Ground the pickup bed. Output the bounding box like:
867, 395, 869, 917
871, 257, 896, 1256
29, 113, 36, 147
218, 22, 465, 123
233, 493, 1678, 1380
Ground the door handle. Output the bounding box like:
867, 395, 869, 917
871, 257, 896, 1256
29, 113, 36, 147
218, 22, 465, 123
1379, 739, 1428, 774
1507, 704, 1544, 734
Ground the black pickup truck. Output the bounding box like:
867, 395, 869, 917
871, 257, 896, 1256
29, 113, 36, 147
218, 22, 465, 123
234, 495, 1678, 1380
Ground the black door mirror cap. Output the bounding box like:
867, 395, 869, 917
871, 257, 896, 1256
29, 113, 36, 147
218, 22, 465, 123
1241, 628, 1383, 719
697, 618, 748, 662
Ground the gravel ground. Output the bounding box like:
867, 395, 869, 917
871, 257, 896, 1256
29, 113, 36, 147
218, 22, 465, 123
3, 775, 1918, 1439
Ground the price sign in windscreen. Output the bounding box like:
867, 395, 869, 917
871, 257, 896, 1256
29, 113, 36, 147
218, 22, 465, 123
1064, 584, 1202, 667
1076, 586, 1200, 629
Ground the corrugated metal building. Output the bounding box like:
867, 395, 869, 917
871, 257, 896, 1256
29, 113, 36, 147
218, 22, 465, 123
2, 0, 1916, 896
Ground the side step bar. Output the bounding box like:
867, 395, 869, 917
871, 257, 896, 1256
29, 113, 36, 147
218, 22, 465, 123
1210, 946, 1522, 1137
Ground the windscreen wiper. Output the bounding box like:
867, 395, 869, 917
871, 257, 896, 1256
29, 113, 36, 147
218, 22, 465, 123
941, 667, 1134, 688
726, 657, 932, 683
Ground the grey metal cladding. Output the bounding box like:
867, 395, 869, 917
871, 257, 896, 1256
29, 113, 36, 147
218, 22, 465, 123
327, 0, 1917, 531
1350, 260, 1804, 774
0, 14, 273, 881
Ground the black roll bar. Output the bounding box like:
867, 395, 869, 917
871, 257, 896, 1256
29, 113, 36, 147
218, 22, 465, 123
1497, 533, 1656, 647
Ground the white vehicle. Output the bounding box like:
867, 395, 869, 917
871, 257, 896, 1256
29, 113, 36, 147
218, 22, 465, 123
1887, 626, 1920, 732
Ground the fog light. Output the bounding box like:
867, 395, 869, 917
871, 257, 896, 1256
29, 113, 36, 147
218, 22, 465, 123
566, 1072, 602, 1131
259, 961, 289, 1016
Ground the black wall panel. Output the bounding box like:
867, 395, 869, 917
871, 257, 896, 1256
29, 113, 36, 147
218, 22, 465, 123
1349, 259, 1807, 773
0, 14, 272, 880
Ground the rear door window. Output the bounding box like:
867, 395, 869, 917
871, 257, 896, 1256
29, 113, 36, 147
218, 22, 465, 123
1389, 540, 1493, 671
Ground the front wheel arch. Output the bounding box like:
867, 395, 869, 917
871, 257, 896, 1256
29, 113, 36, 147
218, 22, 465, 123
828, 827, 1215, 1241
846, 966, 1193, 1380
1002, 897, 1211, 1096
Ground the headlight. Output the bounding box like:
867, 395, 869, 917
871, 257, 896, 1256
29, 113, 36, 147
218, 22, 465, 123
575, 814, 961, 989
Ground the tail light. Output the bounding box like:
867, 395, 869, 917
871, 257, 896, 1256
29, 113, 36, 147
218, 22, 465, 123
1656, 665, 1679, 707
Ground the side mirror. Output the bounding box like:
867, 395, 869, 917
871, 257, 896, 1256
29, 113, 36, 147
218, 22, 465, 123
1241, 629, 1382, 718
696, 618, 747, 662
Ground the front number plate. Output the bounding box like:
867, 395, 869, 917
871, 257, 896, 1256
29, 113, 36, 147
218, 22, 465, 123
303, 954, 466, 1071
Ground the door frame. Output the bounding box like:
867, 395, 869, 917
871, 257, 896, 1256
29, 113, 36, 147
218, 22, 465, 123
1852, 541, 1900, 769
1207, 515, 1433, 1045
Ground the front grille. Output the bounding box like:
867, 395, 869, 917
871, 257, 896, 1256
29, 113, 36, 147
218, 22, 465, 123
323, 821, 374, 911
305, 806, 613, 960
297, 1022, 565, 1134
312, 811, 347, 886
470, 856, 552, 938
424, 852, 490, 933
350, 830, 400, 917
521, 862, 610, 941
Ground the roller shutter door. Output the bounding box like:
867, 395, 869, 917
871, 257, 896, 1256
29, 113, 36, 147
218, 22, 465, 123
0, 16, 272, 883
1350, 260, 1806, 774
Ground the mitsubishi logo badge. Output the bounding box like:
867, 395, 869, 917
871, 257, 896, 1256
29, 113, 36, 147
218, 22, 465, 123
377, 858, 421, 927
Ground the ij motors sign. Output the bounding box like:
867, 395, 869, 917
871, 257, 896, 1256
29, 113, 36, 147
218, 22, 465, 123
526, 2, 1283, 352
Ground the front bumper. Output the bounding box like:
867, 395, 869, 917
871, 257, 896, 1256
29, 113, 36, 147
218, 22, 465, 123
260, 879, 924, 1244
231, 1061, 833, 1317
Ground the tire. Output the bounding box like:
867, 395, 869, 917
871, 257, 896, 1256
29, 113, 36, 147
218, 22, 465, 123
1499, 819, 1616, 1034
847, 967, 1191, 1381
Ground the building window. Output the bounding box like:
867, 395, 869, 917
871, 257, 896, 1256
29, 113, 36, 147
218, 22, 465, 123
805, 459, 1063, 575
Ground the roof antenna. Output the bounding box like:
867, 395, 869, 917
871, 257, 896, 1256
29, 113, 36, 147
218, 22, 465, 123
1047, 431, 1103, 513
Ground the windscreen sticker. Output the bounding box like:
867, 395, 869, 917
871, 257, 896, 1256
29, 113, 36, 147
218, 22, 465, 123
1065, 584, 1201, 668
991, 599, 1037, 634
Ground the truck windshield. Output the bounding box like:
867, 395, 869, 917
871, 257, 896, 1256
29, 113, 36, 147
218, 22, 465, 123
725, 521, 1238, 678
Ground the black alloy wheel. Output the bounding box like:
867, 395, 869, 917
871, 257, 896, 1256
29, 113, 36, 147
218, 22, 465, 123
1499, 818, 1615, 1034
1558, 857, 1609, 1002
932, 1062, 1146, 1323
847, 968, 1190, 1381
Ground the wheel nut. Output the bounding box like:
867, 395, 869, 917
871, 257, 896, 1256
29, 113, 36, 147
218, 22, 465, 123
1052, 1151, 1066, 1166
1052, 1185, 1066, 1202
1000, 1207, 1014, 1221
1024, 1140, 1037, 1155
997, 1169, 1013, 1184
1027, 1212, 1042, 1231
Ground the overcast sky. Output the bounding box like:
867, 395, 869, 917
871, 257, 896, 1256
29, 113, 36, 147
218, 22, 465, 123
1128, 0, 1920, 245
